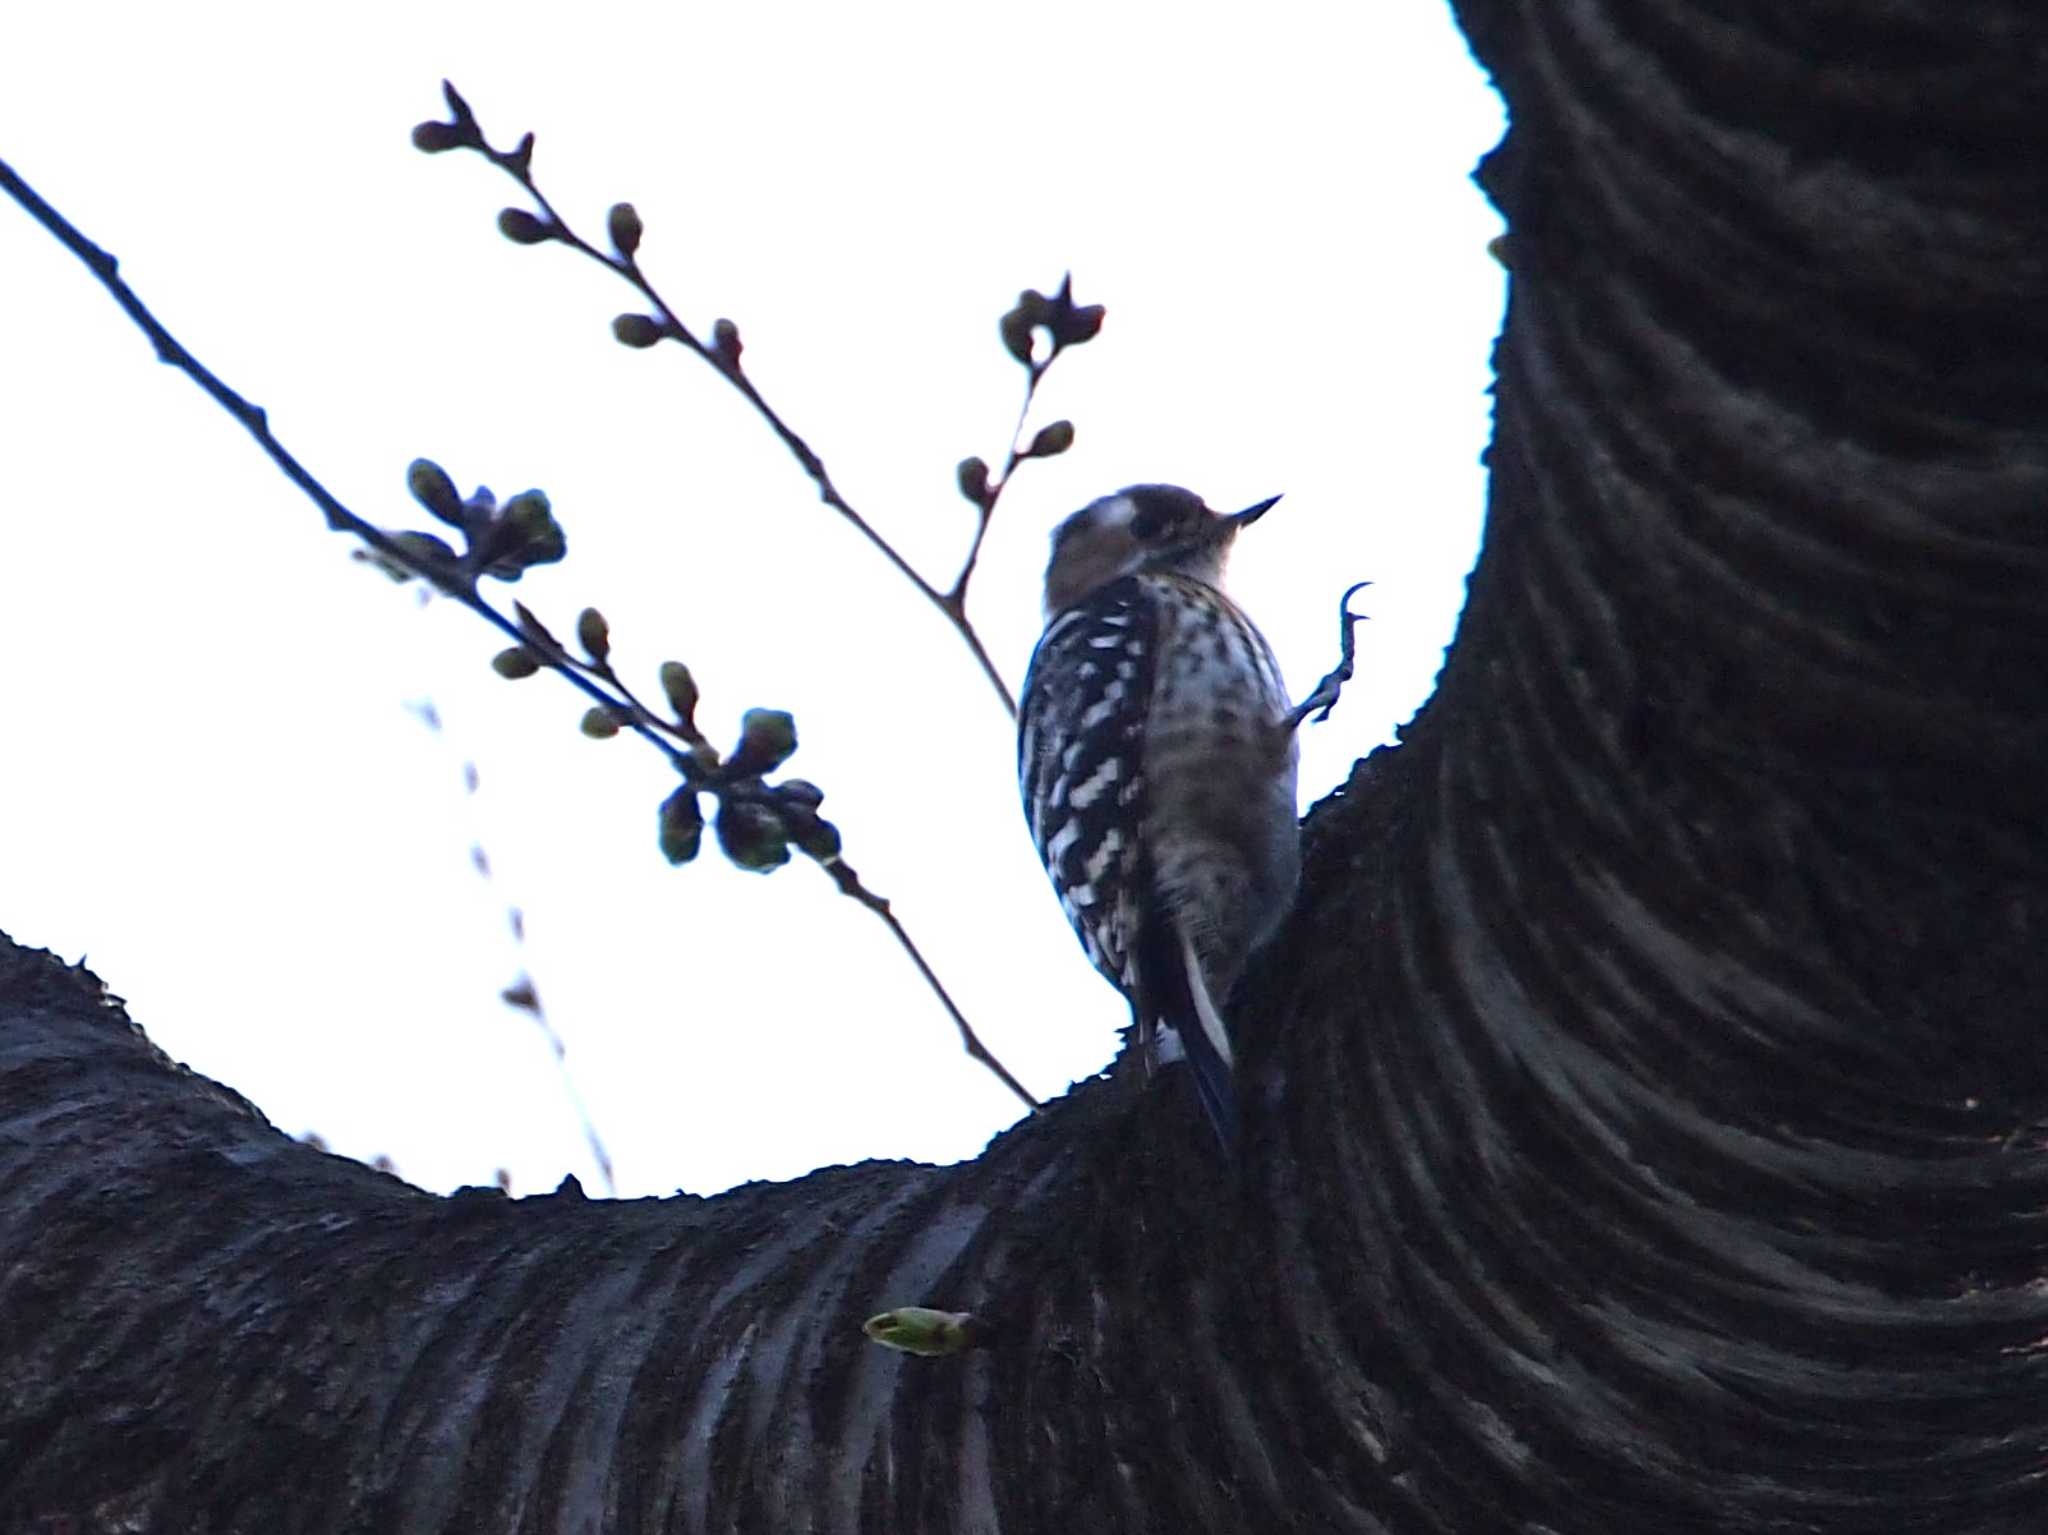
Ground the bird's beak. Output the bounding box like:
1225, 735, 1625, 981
1228, 494, 1282, 528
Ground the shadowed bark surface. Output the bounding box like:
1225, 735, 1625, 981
6, 2, 2048, 1531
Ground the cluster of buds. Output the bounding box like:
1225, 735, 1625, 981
998, 275, 1105, 372
365, 458, 566, 590
657, 705, 842, 874
490, 594, 841, 880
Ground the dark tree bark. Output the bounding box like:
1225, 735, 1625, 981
7, 3, 2048, 1531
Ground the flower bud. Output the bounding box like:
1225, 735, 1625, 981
613, 313, 663, 348
492, 646, 541, 679
715, 800, 790, 872
411, 121, 466, 154
1026, 420, 1075, 458
728, 708, 797, 777
407, 459, 464, 525
659, 662, 699, 728
658, 787, 704, 864
785, 807, 842, 863
711, 318, 743, 369
776, 778, 825, 811
956, 456, 992, 507
498, 208, 555, 245
607, 202, 643, 258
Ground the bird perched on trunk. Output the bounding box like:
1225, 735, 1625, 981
1018, 484, 1301, 1147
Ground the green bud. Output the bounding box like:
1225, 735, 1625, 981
489, 490, 565, 574
659, 662, 699, 728
786, 808, 842, 863
492, 646, 542, 679
862, 1307, 979, 1357
502, 489, 552, 534
777, 778, 825, 811
658, 787, 703, 865
498, 208, 555, 245
607, 202, 643, 258
729, 708, 798, 776
715, 800, 790, 872
1026, 420, 1075, 458
613, 313, 664, 349
525, 524, 568, 569
576, 607, 610, 664
580, 707, 621, 739
407, 459, 464, 525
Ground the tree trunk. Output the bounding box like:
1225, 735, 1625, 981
6, 3, 2048, 1531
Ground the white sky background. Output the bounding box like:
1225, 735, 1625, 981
0, 4, 1504, 1198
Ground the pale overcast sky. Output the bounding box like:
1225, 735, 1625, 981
0, 3, 1504, 1197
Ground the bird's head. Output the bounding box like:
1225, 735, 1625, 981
1041, 484, 1280, 618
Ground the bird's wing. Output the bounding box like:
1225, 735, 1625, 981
1018, 577, 1157, 1001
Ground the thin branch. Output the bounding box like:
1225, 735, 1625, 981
945, 358, 1047, 610
3, 152, 684, 770
500, 973, 619, 1196
811, 855, 1042, 1113
689, 362, 1017, 718
1, 153, 1042, 1127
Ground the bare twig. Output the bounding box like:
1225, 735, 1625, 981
1, 153, 1042, 1123
945, 355, 1048, 610
808, 853, 1042, 1112
404, 698, 620, 1195
945, 274, 1097, 608
449, 104, 1017, 709
1, 156, 685, 768
500, 973, 619, 1195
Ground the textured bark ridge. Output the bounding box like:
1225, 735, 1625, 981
6, 3, 2048, 1531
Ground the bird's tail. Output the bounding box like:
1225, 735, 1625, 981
1176, 928, 1240, 1148
1137, 914, 1239, 1149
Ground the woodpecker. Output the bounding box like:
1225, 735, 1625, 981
1018, 484, 1301, 1147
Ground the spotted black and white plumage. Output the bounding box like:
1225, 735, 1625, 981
1019, 485, 1301, 1146
1019, 581, 1157, 996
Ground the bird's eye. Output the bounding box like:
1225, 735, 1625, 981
1130, 508, 1165, 540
